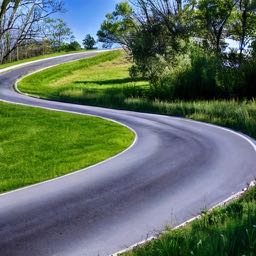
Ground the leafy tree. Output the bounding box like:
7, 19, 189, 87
0, 0, 64, 63
43, 18, 73, 50
97, 1, 135, 48
82, 34, 96, 49
196, 0, 237, 53
229, 0, 256, 62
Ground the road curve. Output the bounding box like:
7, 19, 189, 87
0, 51, 256, 256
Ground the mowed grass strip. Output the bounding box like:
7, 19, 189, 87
0, 102, 134, 193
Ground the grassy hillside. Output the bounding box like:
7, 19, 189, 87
0, 102, 134, 193
18, 50, 149, 106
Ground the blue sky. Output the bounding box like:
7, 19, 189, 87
57, 0, 120, 45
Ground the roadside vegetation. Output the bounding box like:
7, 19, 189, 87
123, 187, 256, 256
0, 102, 134, 193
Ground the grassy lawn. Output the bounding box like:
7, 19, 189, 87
0, 102, 134, 193
18, 49, 256, 255
18, 50, 149, 107
0, 50, 86, 70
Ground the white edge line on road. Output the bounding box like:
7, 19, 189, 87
111, 179, 256, 256
0, 51, 138, 198
0, 96, 138, 198
0, 50, 109, 74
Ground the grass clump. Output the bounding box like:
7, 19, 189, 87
0, 102, 134, 193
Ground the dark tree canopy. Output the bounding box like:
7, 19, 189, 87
83, 34, 96, 50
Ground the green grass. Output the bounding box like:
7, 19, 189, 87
18, 49, 256, 255
0, 102, 134, 193
18, 50, 149, 107
0, 50, 86, 69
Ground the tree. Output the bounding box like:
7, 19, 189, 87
83, 34, 96, 49
0, 0, 64, 63
97, 1, 136, 48
229, 0, 256, 62
43, 18, 73, 50
196, 0, 238, 53
60, 41, 81, 52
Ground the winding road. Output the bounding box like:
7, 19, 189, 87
0, 51, 256, 256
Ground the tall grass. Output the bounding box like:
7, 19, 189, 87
123, 99, 256, 139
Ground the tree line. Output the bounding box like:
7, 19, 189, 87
0, 0, 97, 64
98, 0, 256, 100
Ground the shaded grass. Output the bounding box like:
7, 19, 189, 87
0, 102, 134, 193
0, 50, 86, 69
18, 50, 256, 255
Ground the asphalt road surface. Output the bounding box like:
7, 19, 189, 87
0, 51, 256, 256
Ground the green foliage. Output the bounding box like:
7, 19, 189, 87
97, 1, 135, 46
98, 0, 256, 101
83, 34, 96, 50
197, 0, 236, 52
157, 47, 223, 100
59, 41, 82, 52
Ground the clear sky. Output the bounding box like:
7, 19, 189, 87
56, 0, 120, 46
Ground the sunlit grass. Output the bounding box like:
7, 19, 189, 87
18, 50, 149, 108
0, 102, 134, 193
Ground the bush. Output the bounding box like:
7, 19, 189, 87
147, 46, 256, 101
147, 47, 223, 100
59, 41, 82, 52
